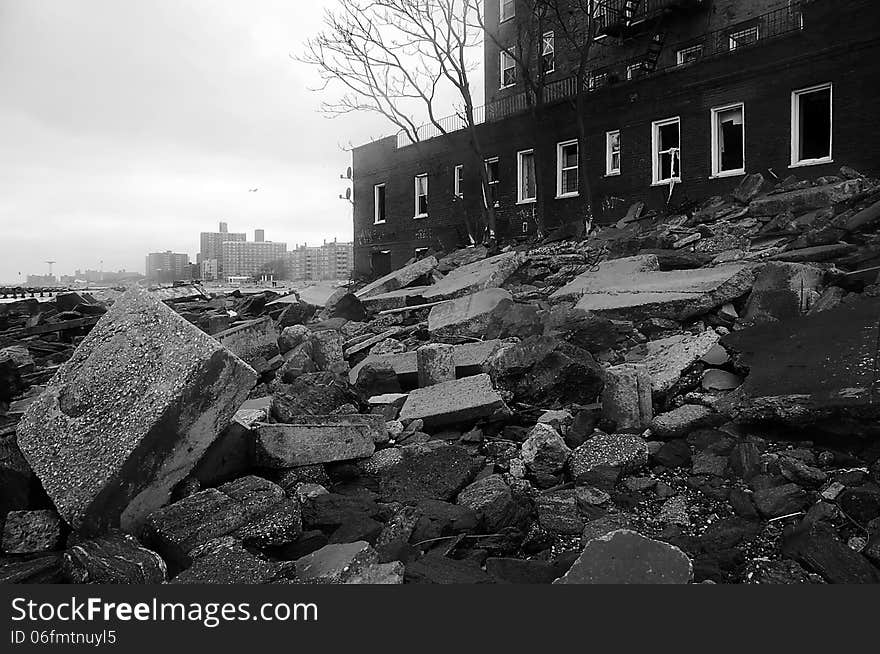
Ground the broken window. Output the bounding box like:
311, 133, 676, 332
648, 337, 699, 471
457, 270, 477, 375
500, 0, 514, 22
373, 184, 386, 224
517, 149, 536, 203
557, 140, 579, 197
485, 158, 500, 208
676, 44, 703, 66
541, 31, 555, 73
652, 117, 681, 184
454, 164, 464, 198
500, 50, 516, 88
711, 103, 745, 176
606, 130, 621, 176
414, 174, 428, 217
729, 25, 759, 50
792, 84, 832, 165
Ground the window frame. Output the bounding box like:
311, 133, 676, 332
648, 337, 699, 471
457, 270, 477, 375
790, 83, 833, 168
651, 117, 682, 186
626, 61, 646, 81
605, 130, 621, 176
710, 102, 746, 179
729, 25, 759, 51
414, 173, 429, 219
484, 157, 501, 208
556, 139, 579, 199
500, 50, 516, 89
676, 44, 703, 66
541, 31, 555, 74
373, 183, 387, 224
454, 164, 464, 198
499, 0, 515, 23
517, 149, 537, 204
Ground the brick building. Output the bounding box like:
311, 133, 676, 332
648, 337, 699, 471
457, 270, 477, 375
145, 251, 191, 284
198, 222, 246, 281
287, 239, 355, 281
221, 236, 287, 280
350, 0, 880, 277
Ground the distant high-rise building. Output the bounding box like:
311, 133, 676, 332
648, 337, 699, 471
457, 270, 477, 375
287, 239, 354, 281
222, 235, 287, 279
255, 229, 265, 243
145, 251, 191, 284
198, 222, 246, 280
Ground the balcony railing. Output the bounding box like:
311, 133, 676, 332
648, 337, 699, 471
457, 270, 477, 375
396, 2, 804, 148
596, 0, 706, 36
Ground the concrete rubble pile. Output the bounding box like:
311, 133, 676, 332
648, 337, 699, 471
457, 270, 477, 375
3, 166, 880, 584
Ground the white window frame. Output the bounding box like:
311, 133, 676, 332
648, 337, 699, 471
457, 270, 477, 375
500, 50, 516, 89
499, 0, 515, 23
556, 139, 579, 199
710, 102, 746, 178
373, 183, 386, 224
791, 83, 833, 168
626, 62, 645, 81
414, 173, 428, 218
605, 130, 621, 176
454, 164, 464, 198
676, 44, 703, 66
541, 31, 555, 74
485, 157, 500, 208
729, 25, 759, 51
651, 117, 681, 186
517, 149, 537, 204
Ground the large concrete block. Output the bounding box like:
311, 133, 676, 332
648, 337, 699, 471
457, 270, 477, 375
398, 373, 509, 429
356, 257, 439, 299
214, 317, 280, 375
422, 251, 525, 301
748, 178, 869, 217
743, 262, 825, 324
254, 416, 381, 467
17, 287, 257, 534
427, 288, 511, 335
550, 255, 660, 300
626, 330, 721, 396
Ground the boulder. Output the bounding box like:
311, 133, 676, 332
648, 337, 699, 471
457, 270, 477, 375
2, 510, 64, 554
457, 474, 530, 532
568, 433, 648, 488
62, 532, 167, 584
743, 262, 825, 324
16, 288, 257, 534
521, 423, 571, 477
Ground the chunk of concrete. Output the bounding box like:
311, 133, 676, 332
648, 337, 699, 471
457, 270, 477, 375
416, 343, 455, 387
748, 178, 869, 217
63, 532, 167, 584
551, 255, 660, 300
573, 265, 755, 321
398, 373, 509, 429
214, 317, 280, 375
356, 257, 439, 299
427, 288, 511, 335
650, 404, 720, 439
360, 287, 431, 312
627, 329, 721, 395
171, 537, 294, 584
422, 251, 525, 301
295, 541, 380, 584
568, 433, 648, 488
555, 529, 693, 584
254, 417, 379, 467
16, 287, 257, 534
743, 262, 825, 324
602, 363, 652, 432
2, 510, 64, 554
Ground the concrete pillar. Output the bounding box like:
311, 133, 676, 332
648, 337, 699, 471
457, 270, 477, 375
602, 363, 652, 433
416, 343, 455, 387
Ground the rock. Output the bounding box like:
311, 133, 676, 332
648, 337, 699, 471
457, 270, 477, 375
374, 506, 420, 563
521, 423, 571, 477
749, 178, 868, 217
254, 416, 381, 467
404, 552, 493, 584
779, 455, 827, 488
295, 541, 379, 584
568, 433, 649, 488
358, 443, 484, 504
190, 402, 267, 486
0, 554, 64, 584
654, 439, 692, 468
691, 452, 729, 477
650, 405, 719, 439
234, 500, 303, 549
753, 483, 810, 518
411, 500, 478, 543
783, 521, 880, 583
550, 255, 660, 301
485, 557, 563, 584
62, 532, 167, 584
16, 287, 257, 534
0, 436, 34, 523
301, 492, 379, 528
416, 343, 455, 387
309, 330, 345, 370
278, 325, 310, 354
214, 317, 280, 375
329, 293, 366, 322
398, 373, 509, 429
356, 256, 438, 299
555, 530, 692, 584
535, 490, 583, 534
271, 372, 358, 421
344, 561, 405, 584
733, 173, 770, 204
628, 329, 720, 395
838, 486, 880, 524
602, 363, 652, 432
277, 301, 317, 328
427, 288, 512, 335
743, 262, 824, 324
422, 251, 525, 301
657, 496, 690, 526
2, 511, 64, 554
457, 474, 530, 532
748, 559, 822, 584
171, 537, 293, 584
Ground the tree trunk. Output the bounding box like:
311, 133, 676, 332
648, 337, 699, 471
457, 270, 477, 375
575, 89, 594, 234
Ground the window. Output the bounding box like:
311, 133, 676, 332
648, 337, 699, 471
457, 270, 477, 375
791, 83, 832, 166
414, 247, 429, 258
588, 71, 608, 91
652, 117, 681, 184
517, 149, 536, 203
676, 44, 703, 66
414, 174, 428, 217
711, 103, 745, 177
606, 131, 621, 176
485, 158, 500, 208
626, 61, 647, 81
592, 3, 609, 37
454, 164, 464, 198
556, 140, 579, 198
500, 50, 516, 88
729, 26, 759, 50
542, 32, 555, 73
373, 184, 386, 224
500, 0, 514, 22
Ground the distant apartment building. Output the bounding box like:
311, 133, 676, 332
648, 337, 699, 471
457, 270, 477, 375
221, 233, 287, 279
198, 221, 246, 280
145, 251, 191, 284
26, 274, 57, 286
287, 239, 354, 281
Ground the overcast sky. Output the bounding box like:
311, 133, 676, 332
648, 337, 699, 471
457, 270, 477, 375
0, 0, 482, 284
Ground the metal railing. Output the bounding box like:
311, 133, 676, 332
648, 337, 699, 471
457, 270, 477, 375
396, 2, 804, 148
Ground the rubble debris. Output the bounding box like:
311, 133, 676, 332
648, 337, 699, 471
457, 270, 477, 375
421, 251, 525, 301
356, 256, 438, 299
295, 541, 380, 584
626, 329, 720, 396
62, 532, 167, 584
602, 363, 652, 433
214, 317, 280, 375
550, 254, 660, 300
427, 288, 511, 335
398, 373, 509, 429
253, 417, 380, 467
568, 433, 648, 488
16, 288, 257, 534
416, 343, 455, 387
171, 537, 294, 584
2, 510, 63, 554
650, 405, 721, 439
743, 262, 824, 324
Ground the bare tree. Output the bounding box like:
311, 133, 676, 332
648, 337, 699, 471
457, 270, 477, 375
300, 0, 497, 242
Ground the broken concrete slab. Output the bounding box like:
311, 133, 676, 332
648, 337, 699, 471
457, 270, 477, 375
295, 540, 380, 584
360, 287, 431, 312
748, 178, 869, 217
743, 262, 825, 324
573, 265, 755, 321
17, 287, 257, 534
254, 417, 379, 467
626, 329, 721, 396
171, 537, 294, 584
555, 529, 692, 584
214, 317, 280, 375
356, 257, 439, 300
427, 288, 511, 335
397, 373, 509, 429
421, 251, 524, 301
650, 404, 720, 439
62, 532, 167, 584
550, 254, 660, 301
602, 363, 652, 433
2, 510, 64, 554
